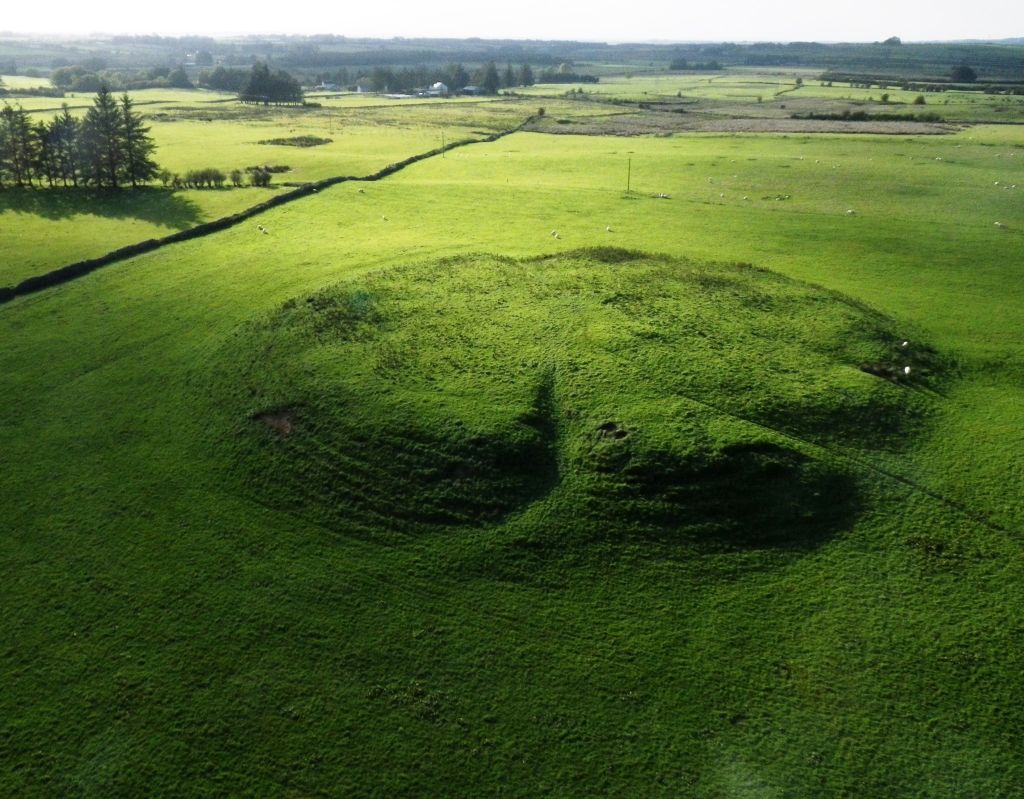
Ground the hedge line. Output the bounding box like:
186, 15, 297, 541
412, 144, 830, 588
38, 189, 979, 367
0, 116, 534, 306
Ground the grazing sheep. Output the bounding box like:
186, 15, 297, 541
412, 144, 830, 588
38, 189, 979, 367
357, 188, 365, 193
382, 216, 388, 221
743, 196, 749, 200
256, 224, 264, 232
605, 226, 612, 232
904, 366, 912, 376
551, 230, 558, 237
995, 222, 1005, 228
901, 340, 909, 348
846, 209, 856, 215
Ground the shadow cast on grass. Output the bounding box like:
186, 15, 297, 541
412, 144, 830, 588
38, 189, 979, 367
0, 186, 205, 229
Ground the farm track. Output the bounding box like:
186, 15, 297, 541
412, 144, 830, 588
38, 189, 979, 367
0, 114, 537, 307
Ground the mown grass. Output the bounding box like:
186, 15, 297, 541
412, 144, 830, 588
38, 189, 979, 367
1, 120, 1023, 796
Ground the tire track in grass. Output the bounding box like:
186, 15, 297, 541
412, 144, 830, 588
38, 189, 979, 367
666, 387, 1016, 535
0, 115, 536, 307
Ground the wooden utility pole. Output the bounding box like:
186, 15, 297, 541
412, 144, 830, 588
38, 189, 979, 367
626, 158, 632, 193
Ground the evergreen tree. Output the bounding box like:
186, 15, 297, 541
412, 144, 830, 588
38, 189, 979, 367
519, 63, 534, 87
0, 104, 37, 187
120, 93, 159, 187
79, 85, 125, 187
167, 66, 194, 89
34, 119, 58, 186
51, 105, 80, 187
0, 111, 7, 189
481, 61, 500, 94
950, 63, 977, 83
239, 62, 303, 104
448, 63, 470, 91
503, 63, 516, 88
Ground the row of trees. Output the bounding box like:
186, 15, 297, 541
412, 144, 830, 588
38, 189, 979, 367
365, 62, 535, 94
0, 87, 158, 189
52, 64, 193, 92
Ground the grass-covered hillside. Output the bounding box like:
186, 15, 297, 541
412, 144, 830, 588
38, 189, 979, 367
1, 99, 1023, 795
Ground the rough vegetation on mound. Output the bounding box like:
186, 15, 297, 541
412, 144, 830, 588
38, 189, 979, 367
206, 249, 948, 548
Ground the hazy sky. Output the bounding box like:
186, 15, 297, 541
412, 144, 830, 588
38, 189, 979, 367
3, 0, 1022, 42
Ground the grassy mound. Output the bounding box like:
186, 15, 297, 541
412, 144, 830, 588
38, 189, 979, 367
208, 249, 945, 547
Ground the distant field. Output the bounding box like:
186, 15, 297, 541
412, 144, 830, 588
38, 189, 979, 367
520, 70, 1024, 124
0, 73, 52, 89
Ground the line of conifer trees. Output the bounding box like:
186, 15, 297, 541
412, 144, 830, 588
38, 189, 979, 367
0, 86, 159, 189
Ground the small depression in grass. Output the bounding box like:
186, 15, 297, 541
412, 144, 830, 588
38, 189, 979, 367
211, 249, 948, 547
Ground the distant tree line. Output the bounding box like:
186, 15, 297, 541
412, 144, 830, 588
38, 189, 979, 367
0, 86, 66, 99
0, 87, 158, 189
668, 58, 723, 71
359, 62, 535, 94
52, 64, 194, 92
535, 68, 599, 84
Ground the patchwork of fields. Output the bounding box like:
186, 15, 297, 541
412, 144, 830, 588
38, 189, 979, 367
2, 75, 1023, 796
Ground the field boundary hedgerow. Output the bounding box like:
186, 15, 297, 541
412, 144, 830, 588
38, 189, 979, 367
0, 115, 537, 306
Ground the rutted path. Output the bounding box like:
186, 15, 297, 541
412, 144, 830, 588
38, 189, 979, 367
0, 115, 536, 306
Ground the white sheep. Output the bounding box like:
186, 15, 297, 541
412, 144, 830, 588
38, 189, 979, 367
901, 340, 909, 348
846, 209, 856, 215
904, 366, 912, 376
382, 216, 388, 221
357, 188, 365, 193
605, 226, 612, 232
995, 222, 1005, 228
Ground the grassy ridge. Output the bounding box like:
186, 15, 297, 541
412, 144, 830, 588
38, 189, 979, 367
208, 250, 934, 542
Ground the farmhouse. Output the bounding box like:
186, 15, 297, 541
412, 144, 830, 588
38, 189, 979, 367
418, 81, 449, 97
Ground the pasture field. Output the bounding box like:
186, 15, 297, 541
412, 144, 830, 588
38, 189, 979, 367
523, 70, 1024, 124
1, 97, 543, 286
1, 82, 1024, 796
0, 73, 53, 89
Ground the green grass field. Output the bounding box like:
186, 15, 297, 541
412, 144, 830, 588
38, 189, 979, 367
521, 70, 1024, 124
1, 97, 543, 286
2, 79, 1024, 796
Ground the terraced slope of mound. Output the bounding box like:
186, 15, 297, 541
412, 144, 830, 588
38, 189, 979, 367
207, 249, 945, 549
